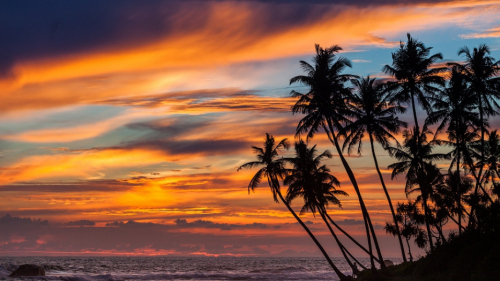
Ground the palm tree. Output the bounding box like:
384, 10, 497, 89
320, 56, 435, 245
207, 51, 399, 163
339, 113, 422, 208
387, 125, 448, 251
290, 44, 385, 268
449, 45, 500, 226
478, 130, 500, 188
344, 76, 408, 262
427, 70, 481, 234
284, 140, 362, 272
383, 33, 447, 141
237, 133, 350, 280
421, 166, 448, 244
434, 171, 473, 234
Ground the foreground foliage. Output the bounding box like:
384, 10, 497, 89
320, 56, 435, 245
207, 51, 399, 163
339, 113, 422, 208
358, 218, 500, 281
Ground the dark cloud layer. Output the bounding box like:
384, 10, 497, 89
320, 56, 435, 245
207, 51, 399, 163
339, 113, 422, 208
0, 214, 417, 257
0, 179, 138, 193
0, 215, 323, 256
66, 220, 95, 226
174, 218, 268, 230
0, 0, 457, 76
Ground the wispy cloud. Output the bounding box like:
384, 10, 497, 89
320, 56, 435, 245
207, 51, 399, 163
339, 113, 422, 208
461, 26, 500, 38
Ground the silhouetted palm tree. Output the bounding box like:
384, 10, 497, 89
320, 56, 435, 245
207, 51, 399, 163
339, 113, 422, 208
434, 171, 473, 234
449, 45, 500, 226
237, 134, 350, 280
422, 166, 448, 244
387, 125, 448, 251
478, 130, 500, 187
290, 44, 385, 268
344, 76, 408, 262
284, 140, 360, 272
383, 33, 446, 141
427, 70, 481, 234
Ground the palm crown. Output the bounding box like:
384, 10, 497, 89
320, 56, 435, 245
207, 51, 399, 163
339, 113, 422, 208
285, 140, 347, 215
237, 133, 289, 202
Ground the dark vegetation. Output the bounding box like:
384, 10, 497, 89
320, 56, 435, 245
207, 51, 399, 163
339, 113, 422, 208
238, 33, 500, 281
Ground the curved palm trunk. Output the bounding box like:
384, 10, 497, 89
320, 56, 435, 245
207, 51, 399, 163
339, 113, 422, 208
368, 133, 407, 262
276, 191, 350, 281
448, 213, 466, 231
410, 91, 421, 141
469, 96, 486, 228
421, 191, 435, 252
325, 119, 386, 269
363, 215, 376, 271
456, 141, 462, 235
326, 213, 381, 263
319, 211, 357, 272
409, 91, 435, 251
342, 244, 368, 270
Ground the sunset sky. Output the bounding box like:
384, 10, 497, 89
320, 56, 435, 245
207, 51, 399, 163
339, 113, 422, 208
1, 0, 500, 258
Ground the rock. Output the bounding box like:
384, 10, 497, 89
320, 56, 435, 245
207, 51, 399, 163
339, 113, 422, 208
383, 260, 394, 267
8, 264, 46, 277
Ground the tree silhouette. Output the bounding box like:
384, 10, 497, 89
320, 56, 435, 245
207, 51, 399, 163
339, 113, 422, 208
387, 125, 448, 251
237, 134, 350, 280
427, 70, 481, 234
344, 76, 408, 262
383, 33, 446, 143
385, 201, 426, 262
434, 171, 473, 234
284, 140, 361, 272
449, 45, 500, 227
477, 130, 500, 187
290, 44, 385, 268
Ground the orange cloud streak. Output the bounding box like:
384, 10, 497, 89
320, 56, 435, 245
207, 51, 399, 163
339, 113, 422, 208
1, 1, 498, 112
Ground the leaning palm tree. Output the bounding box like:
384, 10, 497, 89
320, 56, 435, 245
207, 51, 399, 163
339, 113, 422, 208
237, 133, 350, 281
344, 76, 408, 262
449, 45, 500, 226
387, 125, 448, 252
290, 44, 385, 268
383, 33, 447, 141
284, 140, 361, 272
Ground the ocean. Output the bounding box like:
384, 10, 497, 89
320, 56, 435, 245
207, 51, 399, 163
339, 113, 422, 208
0, 256, 399, 280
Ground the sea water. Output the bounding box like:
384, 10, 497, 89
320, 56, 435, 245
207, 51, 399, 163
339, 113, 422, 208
0, 256, 400, 281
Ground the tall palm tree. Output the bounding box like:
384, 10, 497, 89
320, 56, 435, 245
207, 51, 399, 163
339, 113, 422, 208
284, 140, 361, 271
290, 44, 385, 268
449, 45, 500, 226
427, 70, 481, 234
383, 33, 446, 141
344, 76, 408, 262
387, 125, 448, 251
237, 134, 350, 280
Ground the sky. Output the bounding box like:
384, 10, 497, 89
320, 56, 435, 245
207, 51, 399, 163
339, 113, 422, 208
1, 0, 500, 258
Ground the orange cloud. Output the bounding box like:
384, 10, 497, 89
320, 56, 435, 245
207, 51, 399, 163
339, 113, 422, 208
461, 26, 500, 38
2, 1, 498, 112
0, 148, 171, 184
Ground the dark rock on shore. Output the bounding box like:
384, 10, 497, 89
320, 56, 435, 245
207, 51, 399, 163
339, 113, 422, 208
8, 264, 46, 277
